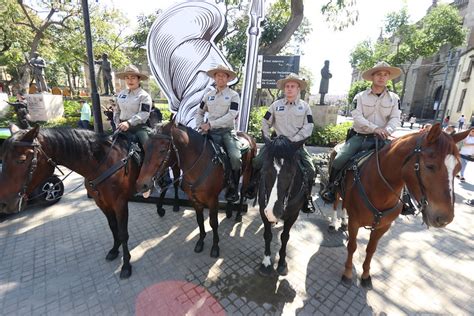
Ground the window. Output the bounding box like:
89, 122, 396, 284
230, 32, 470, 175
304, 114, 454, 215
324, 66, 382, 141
457, 89, 467, 112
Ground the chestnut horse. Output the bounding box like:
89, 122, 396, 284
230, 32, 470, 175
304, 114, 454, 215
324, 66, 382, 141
0, 126, 178, 279
337, 124, 470, 289
136, 122, 257, 257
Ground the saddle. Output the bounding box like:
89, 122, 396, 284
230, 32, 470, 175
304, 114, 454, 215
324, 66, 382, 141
333, 148, 375, 191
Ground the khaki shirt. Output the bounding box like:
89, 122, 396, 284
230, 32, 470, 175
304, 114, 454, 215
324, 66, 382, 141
114, 87, 152, 127
262, 98, 314, 142
351, 88, 400, 134
196, 87, 240, 130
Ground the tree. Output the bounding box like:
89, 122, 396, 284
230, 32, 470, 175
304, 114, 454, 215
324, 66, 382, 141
349, 4, 466, 101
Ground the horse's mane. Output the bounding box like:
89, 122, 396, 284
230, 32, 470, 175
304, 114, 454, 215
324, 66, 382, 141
267, 136, 299, 161
390, 130, 458, 157
3, 128, 125, 163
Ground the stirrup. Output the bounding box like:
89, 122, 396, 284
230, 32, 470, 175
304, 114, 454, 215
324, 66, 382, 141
301, 197, 316, 214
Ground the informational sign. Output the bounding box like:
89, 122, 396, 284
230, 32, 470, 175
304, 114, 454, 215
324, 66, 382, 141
26, 94, 64, 122
256, 55, 300, 89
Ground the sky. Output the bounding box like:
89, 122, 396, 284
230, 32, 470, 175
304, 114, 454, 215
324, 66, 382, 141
103, 0, 440, 95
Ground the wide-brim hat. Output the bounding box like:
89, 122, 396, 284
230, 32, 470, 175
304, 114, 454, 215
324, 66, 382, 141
207, 65, 237, 81
276, 73, 307, 90
116, 65, 149, 80
362, 61, 402, 81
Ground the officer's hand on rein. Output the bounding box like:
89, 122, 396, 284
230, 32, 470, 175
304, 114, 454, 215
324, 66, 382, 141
118, 121, 130, 132
374, 127, 388, 140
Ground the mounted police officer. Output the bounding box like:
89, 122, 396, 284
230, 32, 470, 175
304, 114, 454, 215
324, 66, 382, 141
114, 65, 152, 147
196, 64, 241, 202
248, 73, 316, 213
321, 61, 402, 203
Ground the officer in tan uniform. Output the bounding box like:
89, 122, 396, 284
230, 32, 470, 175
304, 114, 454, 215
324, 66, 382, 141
249, 73, 316, 213
321, 61, 401, 203
196, 65, 241, 202
114, 65, 152, 146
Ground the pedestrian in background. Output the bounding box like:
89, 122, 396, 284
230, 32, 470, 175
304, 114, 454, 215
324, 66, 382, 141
409, 115, 416, 129
457, 129, 474, 182
458, 115, 465, 130
78, 99, 91, 129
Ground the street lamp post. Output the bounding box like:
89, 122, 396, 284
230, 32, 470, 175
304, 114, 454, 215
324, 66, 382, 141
81, 0, 103, 134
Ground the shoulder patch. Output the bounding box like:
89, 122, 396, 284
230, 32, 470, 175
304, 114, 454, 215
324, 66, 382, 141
264, 111, 271, 120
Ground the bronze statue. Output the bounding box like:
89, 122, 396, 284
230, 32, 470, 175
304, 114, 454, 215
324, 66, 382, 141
95, 53, 115, 96
29, 52, 48, 93
319, 60, 332, 105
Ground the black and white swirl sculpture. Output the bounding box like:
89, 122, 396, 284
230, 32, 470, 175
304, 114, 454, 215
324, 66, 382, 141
147, 1, 236, 127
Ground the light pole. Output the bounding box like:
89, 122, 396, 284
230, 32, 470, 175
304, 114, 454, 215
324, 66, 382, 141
81, 0, 103, 134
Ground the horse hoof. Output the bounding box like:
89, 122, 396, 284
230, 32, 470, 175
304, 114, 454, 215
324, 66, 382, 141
277, 262, 288, 276
157, 207, 165, 217
210, 246, 220, 258
235, 213, 242, 223
173, 204, 180, 212
258, 263, 275, 277
339, 224, 348, 232
194, 240, 204, 253
360, 276, 373, 290
120, 266, 132, 279
105, 250, 119, 261
328, 225, 336, 233
341, 275, 352, 287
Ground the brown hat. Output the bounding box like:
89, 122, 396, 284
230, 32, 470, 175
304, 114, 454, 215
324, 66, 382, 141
276, 73, 307, 90
116, 64, 149, 80
362, 61, 402, 81
206, 64, 237, 81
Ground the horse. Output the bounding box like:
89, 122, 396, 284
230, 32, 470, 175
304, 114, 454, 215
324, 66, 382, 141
0, 125, 178, 279
257, 136, 307, 276
136, 121, 257, 257
333, 124, 470, 289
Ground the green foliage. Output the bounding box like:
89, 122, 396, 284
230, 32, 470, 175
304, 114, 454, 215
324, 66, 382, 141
347, 80, 398, 103
309, 122, 353, 147
247, 106, 268, 142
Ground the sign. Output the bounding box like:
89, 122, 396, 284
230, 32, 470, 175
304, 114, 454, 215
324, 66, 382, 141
256, 55, 300, 89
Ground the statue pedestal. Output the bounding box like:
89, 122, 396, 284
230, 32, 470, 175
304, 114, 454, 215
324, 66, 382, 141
310, 105, 338, 128
0, 93, 9, 117
26, 94, 64, 121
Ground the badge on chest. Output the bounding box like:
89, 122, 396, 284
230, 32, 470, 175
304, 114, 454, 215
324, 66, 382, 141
208, 96, 215, 101
276, 105, 285, 112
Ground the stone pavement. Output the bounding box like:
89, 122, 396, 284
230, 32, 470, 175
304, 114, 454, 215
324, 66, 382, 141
1, 150, 474, 315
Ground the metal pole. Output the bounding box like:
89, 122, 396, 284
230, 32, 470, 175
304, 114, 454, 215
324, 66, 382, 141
238, 0, 264, 132
433, 49, 452, 122
81, 0, 103, 134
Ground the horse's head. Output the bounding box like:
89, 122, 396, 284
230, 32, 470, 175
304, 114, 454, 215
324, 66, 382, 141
136, 122, 174, 194
259, 136, 305, 223
401, 123, 471, 227
0, 124, 54, 214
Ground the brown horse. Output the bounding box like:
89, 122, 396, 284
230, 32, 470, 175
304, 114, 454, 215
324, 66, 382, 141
336, 124, 470, 289
136, 121, 257, 257
0, 125, 177, 279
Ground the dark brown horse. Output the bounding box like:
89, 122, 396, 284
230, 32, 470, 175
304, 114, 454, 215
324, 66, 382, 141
136, 122, 257, 257
337, 124, 470, 289
257, 136, 307, 276
0, 125, 177, 279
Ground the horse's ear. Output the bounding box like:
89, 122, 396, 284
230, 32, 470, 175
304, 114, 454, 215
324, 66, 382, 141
426, 123, 442, 144
452, 128, 472, 143
9, 123, 20, 134
21, 124, 40, 142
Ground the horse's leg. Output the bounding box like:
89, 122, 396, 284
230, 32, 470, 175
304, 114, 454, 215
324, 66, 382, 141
103, 211, 120, 261
341, 219, 359, 286
340, 208, 348, 232
115, 200, 132, 279
194, 206, 206, 253
235, 195, 244, 223
156, 188, 167, 217
259, 215, 274, 276
328, 209, 338, 232
209, 204, 220, 258
277, 214, 298, 276
360, 224, 391, 289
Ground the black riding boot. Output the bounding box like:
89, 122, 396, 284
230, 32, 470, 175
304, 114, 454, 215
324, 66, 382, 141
245, 168, 260, 199
225, 170, 240, 203
321, 168, 338, 203
302, 177, 316, 214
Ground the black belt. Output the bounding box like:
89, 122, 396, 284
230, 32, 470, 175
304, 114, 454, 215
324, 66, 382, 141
354, 132, 375, 137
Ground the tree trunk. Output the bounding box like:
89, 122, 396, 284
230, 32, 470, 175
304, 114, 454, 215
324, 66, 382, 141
259, 0, 304, 55
399, 62, 413, 111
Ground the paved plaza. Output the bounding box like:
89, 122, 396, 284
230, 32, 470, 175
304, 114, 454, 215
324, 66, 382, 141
1, 124, 474, 315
